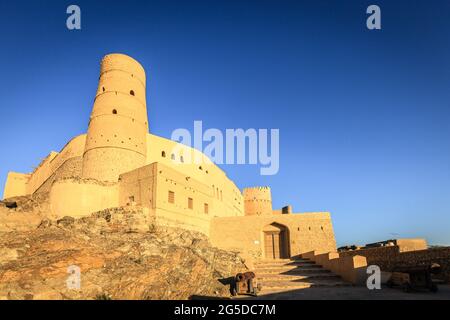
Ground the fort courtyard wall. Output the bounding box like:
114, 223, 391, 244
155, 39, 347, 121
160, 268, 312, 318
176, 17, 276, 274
210, 212, 337, 259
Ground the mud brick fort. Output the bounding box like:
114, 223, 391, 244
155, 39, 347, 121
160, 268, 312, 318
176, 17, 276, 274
3, 54, 449, 290
3, 54, 336, 260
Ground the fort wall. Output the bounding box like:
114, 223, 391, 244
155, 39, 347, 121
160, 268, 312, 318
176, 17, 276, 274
3, 172, 30, 199
338, 243, 450, 283
49, 178, 118, 219
210, 212, 336, 259
146, 134, 244, 217
119, 161, 242, 236
3, 135, 86, 199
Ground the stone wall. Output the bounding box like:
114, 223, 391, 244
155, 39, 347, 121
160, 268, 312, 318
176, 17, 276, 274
34, 157, 83, 194
49, 178, 119, 219
340, 246, 450, 283
302, 251, 368, 285
210, 212, 337, 259
27, 135, 86, 194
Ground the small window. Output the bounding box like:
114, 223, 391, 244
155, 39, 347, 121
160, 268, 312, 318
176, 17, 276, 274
168, 191, 175, 204
129, 196, 135, 203
188, 197, 193, 209
321, 226, 324, 230
130, 90, 135, 96
216, 188, 219, 199
308, 227, 311, 231
112, 109, 117, 114
199, 166, 203, 170
220, 190, 223, 201
102, 87, 105, 92
180, 156, 184, 163
171, 154, 175, 160
162, 151, 166, 157
204, 203, 209, 214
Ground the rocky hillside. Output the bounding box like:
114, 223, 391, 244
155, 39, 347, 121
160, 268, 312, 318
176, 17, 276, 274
0, 204, 247, 300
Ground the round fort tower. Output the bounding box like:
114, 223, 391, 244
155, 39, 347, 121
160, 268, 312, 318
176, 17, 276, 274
82, 53, 148, 182
243, 186, 273, 215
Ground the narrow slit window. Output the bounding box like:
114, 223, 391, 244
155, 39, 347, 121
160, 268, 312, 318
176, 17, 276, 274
168, 191, 175, 204
188, 197, 193, 210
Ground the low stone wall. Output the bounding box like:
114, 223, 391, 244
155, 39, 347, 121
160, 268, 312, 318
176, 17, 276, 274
302, 250, 368, 285
340, 246, 450, 283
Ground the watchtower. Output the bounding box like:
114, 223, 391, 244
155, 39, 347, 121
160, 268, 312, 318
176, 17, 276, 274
243, 186, 273, 215
82, 53, 148, 181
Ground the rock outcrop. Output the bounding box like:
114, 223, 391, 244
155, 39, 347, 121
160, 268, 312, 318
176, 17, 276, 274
0, 206, 247, 300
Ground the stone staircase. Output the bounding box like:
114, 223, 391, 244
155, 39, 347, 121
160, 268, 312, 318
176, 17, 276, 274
254, 258, 350, 295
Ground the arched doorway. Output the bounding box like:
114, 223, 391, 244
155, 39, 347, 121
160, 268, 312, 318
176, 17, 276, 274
263, 223, 290, 259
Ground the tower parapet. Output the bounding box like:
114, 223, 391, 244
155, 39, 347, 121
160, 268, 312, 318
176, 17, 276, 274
243, 186, 273, 215
82, 54, 148, 182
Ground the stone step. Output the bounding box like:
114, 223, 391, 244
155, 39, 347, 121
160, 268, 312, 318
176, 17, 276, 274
255, 267, 330, 275
255, 261, 316, 267
255, 262, 322, 269
259, 280, 350, 291
256, 258, 312, 264
256, 263, 322, 269
256, 273, 341, 282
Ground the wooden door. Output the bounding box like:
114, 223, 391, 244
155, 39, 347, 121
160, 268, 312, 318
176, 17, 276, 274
264, 232, 281, 259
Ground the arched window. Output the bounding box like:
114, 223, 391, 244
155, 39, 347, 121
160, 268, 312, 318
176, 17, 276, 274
180, 156, 184, 163
171, 154, 175, 160
130, 90, 135, 96
112, 109, 117, 114
161, 151, 166, 157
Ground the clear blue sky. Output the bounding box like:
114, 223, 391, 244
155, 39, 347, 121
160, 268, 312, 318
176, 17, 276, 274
0, 0, 449, 246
